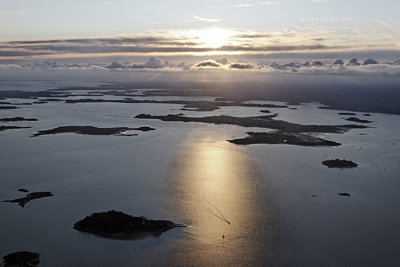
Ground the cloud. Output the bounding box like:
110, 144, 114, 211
300, 17, 351, 22
0, 64, 25, 70
233, 33, 272, 39
193, 60, 224, 69
332, 59, 344, 65
0, 35, 207, 58
3, 42, 338, 59
229, 63, 254, 69
258, 1, 277, 5
269, 61, 303, 71
192, 15, 220, 22
144, 57, 165, 68
0, 32, 365, 60
0, 50, 50, 57
363, 58, 378, 65
311, 61, 323, 67
106, 61, 121, 69
177, 62, 190, 70
105, 57, 166, 70
217, 44, 335, 52
2, 45, 211, 56
265, 59, 400, 76
346, 58, 360, 66
1, 57, 400, 77
6, 36, 193, 46
34, 61, 61, 68
1, 24, 398, 62
192, 59, 253, 70
215, 57, 229, 65
235, 3, 254, 7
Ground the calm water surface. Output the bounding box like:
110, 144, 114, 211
0, 88, 399, 266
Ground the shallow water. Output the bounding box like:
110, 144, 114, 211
0, 86, 399, 266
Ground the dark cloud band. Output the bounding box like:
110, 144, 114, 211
0, 35, 344, 58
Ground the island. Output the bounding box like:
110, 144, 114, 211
73, 210, 184, 240
2, 251, 40, 267
344, 117, 373, 123
65, 98, 288, 112
31, 126, 155, 137
3, 192, 53, 207
0, 117, 38, 122
135, 114, 367, 134
322, 159, 358, 168
227, 131, 341, 146
133, 126, 156, 132
338, 112, 356, 115
0, 126, 31, 132
0, 106, 18, 110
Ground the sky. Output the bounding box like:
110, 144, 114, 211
0, 0, 399, 73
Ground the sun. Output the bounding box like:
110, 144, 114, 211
182, 28, 237, 48
196, 28, 235, 48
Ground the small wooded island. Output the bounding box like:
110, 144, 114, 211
322, 159, 359, 168
74, 210, 184, 240
2, 251, 40, 267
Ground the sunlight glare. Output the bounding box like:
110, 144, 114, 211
181, 28, 237, 48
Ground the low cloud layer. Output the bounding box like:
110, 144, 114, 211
192, 59, 254, 70
1, 57, 399, 76
106, 57, 167, 69
263, 58, 400, 76
193, 60, 225, 69
229, 63, 254, 69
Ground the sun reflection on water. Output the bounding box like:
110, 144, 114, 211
166, 138, 276, 266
